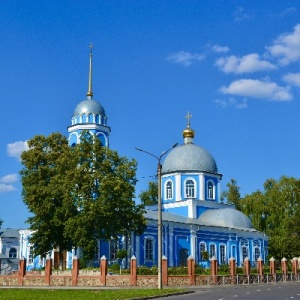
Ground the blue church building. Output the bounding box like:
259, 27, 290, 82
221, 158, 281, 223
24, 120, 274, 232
19, 49, 268, 270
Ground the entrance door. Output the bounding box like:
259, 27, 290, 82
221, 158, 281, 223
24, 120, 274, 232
179, 248, 189, 266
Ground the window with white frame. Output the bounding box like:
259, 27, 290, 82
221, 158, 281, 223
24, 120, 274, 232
9, 248, 17, 258
220, 244, 226, 263
207, 181, 215, 200
241, 239, 249, 261
253, 240, 261, 262
28, 246, 33, 264
145, 238, 154, 260
110, 238, 119, 260
200, 242, 206, 260
166, 181, 173, 199
185, 179, 195, 198
209, 243, 216, 257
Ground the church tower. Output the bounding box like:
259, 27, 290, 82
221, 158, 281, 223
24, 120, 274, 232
68, 44, 111, 147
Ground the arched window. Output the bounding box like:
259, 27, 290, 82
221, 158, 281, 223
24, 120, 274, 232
166, 181, 173, 199
241, 239, 249, 262
28, 246, 33, 264
185, 179, 195, 198
145, 238, 154, 260
199, 242, 207, 260
220, 244, 226, 264
207, 181, 215, 200
9, 248, 17, 258
209, 243, 216, 258
253, 240, 261, 262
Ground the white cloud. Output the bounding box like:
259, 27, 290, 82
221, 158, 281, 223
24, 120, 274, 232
233, 7, 252, 22
7, 141, 29, 161
167, 51, 205, 66
220, 79, 292, 101
267, 24, 300, 66
212, 45, 230, 53
215, 97, 247, 109
283, 72, 300, 87
0, 174, 18, 184
215, 54, 276, 74
0, 183, 16, 193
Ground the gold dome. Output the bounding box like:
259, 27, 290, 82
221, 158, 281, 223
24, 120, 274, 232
182, 127, 195, 138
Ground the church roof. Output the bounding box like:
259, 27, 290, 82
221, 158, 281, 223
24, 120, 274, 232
162, 143, 218, 174
161, 113, 218, 174
145, 209, 256, 232
73, 98, 106, 117
199, 208, 253, 229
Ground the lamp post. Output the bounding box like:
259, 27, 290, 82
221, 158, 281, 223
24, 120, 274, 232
135, 143, 178, 289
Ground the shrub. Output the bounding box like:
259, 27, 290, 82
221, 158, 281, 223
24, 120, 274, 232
109, 263, 120, 272
218, 264, 229, 274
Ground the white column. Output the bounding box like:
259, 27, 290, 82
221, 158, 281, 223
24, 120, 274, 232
175, 173, 181, 201
199, 173, 205, 200
190, 228, 196, 258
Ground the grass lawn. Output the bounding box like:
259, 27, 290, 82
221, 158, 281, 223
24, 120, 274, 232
0, 288, 189, 300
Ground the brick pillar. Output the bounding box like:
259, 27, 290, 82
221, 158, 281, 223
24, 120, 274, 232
72, 257, 79, 286
257, 257, 264, 276
100, 255, 107, 286
130, 255, 137, 286
210, 256, 218, 284
269, 257, 276, 277
244, 257, 250, 276
162, 255, 168, 286
281, 257, 287, 276
44, 257, 52, 285
229, 257, 236, 284
187, 256, 195, 285
292, 257, 298, 275
18, 257, 26, 286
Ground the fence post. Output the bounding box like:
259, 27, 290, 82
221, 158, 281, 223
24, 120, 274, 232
229, 257, 236, 284
72, 257, 79, 286
269, 257, 276, 277
162, 255, 168, 286
100, 255, 107, 286
45, 257, 52, 285
187, 255, 195, 285
292, 257, 298, 276
18, 257, 26, 286
210, 256, 218, 284
281, 257, 287, 281
257, 257, 264, 281
130, 255, 137, 286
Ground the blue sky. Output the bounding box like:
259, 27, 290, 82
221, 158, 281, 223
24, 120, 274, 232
1, 1, 300, 228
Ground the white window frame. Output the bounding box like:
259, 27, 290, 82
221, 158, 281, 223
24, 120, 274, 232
220, 244, 226, 264
199, 242, 207, 260
9, 247, 17, 258
185, 178, 196, 198
209, 243, 216, 258
109, 238, 119, 260
207, 180, 215, 200
165, 180, 173, 200
28, 245, 34, 264
144, 237, 155, 261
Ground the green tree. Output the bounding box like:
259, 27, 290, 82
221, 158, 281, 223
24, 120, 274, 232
20, 133, 76, 261
139, 181, 158, 206
221, 179, 242, 210
239, 176, 300, 259
21, 132, 146, 261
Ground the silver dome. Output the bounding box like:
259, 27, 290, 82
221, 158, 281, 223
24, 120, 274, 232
73, 99, 106, 117
199, 208, 253, 229
162, 143, 218, 173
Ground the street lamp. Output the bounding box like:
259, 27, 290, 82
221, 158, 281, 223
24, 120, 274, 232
135, 143, 178, 289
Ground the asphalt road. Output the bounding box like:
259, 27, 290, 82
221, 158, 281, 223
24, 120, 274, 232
164, 283, 300, 299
